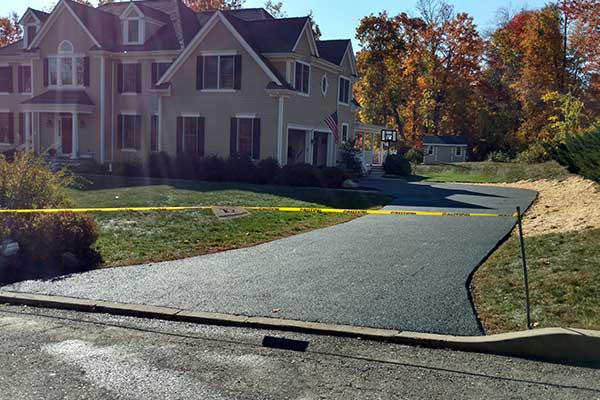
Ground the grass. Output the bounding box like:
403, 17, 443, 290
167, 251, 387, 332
69, 175, 392, 267
414, 161, 570, 183
473, 228, 600, 334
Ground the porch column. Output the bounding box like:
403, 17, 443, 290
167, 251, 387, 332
71, 112, 79, 159
24, 112, 31, 152
361, 132, 366, 159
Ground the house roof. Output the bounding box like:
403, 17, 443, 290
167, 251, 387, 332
30, 9, 51, 23
226, 15, 309, 54
64, 0, 119, 49
22, 90, 94, 106
316, 40, 350, 65
422, 136, 469, 146
0, 40, 24, 55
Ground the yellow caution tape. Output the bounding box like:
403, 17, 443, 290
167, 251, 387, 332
0, 206, 517, 218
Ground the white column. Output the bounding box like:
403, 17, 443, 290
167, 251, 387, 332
71, 112, 78, 159
158, 95, 163, 152
100, 56, 106, 163
24, 112, 31, 152
277, 96, 284, 165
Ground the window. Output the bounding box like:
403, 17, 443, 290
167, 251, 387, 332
456, 146, 462, 156
152, 62, 171, 85
427, 146, 434, 155
178, 116, 204, 155
341, 124, 349, 143
150, 115, 159, 152
321, 74, 328, 96
295, 62, 310, 94
202, 55, 236, 90
18, 65, 32, 93
231, 117, 260, 160
47, 41, 85, 87
26, 25, 38, 47
122, 63, 140, 93
338, 77, 351, 105
127, 20, 140, 43
118, 114, 141, 150
237, 118, 253, 157
0, 113, 12, 144
0, 66, 12, 93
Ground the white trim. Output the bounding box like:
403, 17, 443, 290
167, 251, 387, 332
180, 112, 201, 117
294, 60, 311, 96
121, 3, 145, 45
287, 123, 314, 132
285, 61, 292, 84
157, 96, 162, 152
121, 92, 140, 96
0, 109, 9, 113
28, 1, 102, 50
235, 113, 256, 119
120, 148, 138, 153
341, 123, 349, 143
199, 50, 239, 56
292, 20, 320, 57
99, 55, 106, 163
46, 53, 86, 88
320, 73, 328, 97
23, 23, 40, 49
277, 96, 284, 164
157, 11, 282, 86
201, 53, 237, 91
119, 2, 144, 20
200, 89, 236, 93
338, 76, 351, 106
119, 111, 140, 116
22, 104, 94, 114
150, 113, 160, 153
343, 42, 358, 77
425, 143, 468, 148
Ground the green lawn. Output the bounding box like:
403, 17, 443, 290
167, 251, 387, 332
473, 228, 600, 334
69, 175, 391, 267
414, 161, 570, 183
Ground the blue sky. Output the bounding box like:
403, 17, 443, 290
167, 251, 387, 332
1, 0, 549, 48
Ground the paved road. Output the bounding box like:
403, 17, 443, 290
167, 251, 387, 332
2, 180, 537, 336
1, 306, 598, 400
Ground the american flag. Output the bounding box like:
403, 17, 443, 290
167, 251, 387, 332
324, 111, 339, 143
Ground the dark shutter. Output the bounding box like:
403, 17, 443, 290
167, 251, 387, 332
84, 56, 90, 87
176, 116, 183, 154
150, 115, 158, 152
234, 55, 242, 90
252, 118, 261, 160
117, 64, 123, 93
151, 63, 158, 86
117, 115, 123, 149
7, 113, 14, 144
196, 56, 204, 90
134, 115, 142, 150
230, 118, 237, 156
17, 66, 23, 93
43, 58, 49, 87
7, 66, 13, 93
18, 113, 24, 145
135, 63, 142, 93
197, 117, 205, 156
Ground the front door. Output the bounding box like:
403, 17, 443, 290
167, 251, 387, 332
312, 132, 328, 167
60, 115, 72, 155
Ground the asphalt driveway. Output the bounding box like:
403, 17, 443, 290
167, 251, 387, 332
2, 179, 537, 336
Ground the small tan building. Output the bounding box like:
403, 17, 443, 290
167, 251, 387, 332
422, 136, 468, 164
0, 0, 362, 168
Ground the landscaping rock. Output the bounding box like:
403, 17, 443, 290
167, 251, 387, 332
342, 179, 359, 189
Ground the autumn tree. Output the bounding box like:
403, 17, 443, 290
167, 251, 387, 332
183, 0, 245, 12
0, 12, 21, 47
264, 1, 286, 18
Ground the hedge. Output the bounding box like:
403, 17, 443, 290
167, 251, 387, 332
553, 125, 600, 182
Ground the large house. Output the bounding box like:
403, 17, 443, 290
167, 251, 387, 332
0, 0, 364, 168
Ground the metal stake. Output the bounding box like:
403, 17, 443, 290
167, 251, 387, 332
516, 206, 531, 329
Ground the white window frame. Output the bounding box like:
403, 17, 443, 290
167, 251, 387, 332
321, 73, 328, 97
123, 17, 144, 45
0, 112, 12, 145
119, 112, 140, 152
48, 41, 85, 89
19, 64, 32, 94
338, 76, 351, 106
180, 114, 202, 154
341, 123, 349, 143
121, 61, 140, 95
427, 146, 434, 156
456, 146, 463, 156
201, 52, 237, 92
0, 64, 12, 95
23, 24, 40, 49
152, 60, 172, 85
236, 117, 257, 160
294, 60, 311, 96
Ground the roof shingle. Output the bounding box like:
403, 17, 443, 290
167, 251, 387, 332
422, 136, 469, 146
22, 90, 94, 106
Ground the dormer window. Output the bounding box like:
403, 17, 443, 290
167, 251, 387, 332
20, 10, 42, 49
25, 25, 38, 48
121, 5, 145, 45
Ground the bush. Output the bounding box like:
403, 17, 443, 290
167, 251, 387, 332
255, 158, 281, 184
515, 142, 552, 164
275, 163, 322, 187
319, 167, 347, 188
148, 152, 173, 178
0, 153, 99, 278
198, 156, 226, 181
404, 148, 424, 164
173, 153, 202, 179
112, 157, 144, 177
553, 125, 600, 182
487, 151, 513, 163
224, 155, 256, 183
383, 154, 412, 176
69, 159, 109, 175
339, 140, 364, 178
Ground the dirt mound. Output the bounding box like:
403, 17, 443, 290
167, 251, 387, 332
493, 176, 600, 236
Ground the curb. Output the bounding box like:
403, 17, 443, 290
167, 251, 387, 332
1, 290, 599, 365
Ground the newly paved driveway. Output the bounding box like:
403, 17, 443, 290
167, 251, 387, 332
2, 180, 536, 336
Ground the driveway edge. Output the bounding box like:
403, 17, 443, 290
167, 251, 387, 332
1, 290, 598, 365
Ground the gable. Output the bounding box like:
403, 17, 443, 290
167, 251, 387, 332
339, 45, 357, 77
292, 22, 319, 58
34, 5, 96, 54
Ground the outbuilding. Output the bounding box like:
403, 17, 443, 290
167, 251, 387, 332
422, 136, 468, 164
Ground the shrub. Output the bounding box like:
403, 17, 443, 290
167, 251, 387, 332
148, 152, 173, 178
404, 148, 424, 164
0, 153, 99, 278
224, 155, 256, 183
69, 159, 109, 175
112, 157, 145, 177
553, 125, 600, 182
198, 156, 226, 182
516, 142, 552, 164
487, 150, 513, 163
339, 140, 364, 178
255, 158, 280, 184
275, 163, 322, 187
319, 167, 347, 188
173, 153, 202, 179
383, 154, 412, 176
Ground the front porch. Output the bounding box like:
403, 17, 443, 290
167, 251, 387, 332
286, 126, 335, 167
354, 123, 390, 167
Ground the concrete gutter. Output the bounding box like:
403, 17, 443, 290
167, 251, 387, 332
1, 290, 599, 365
